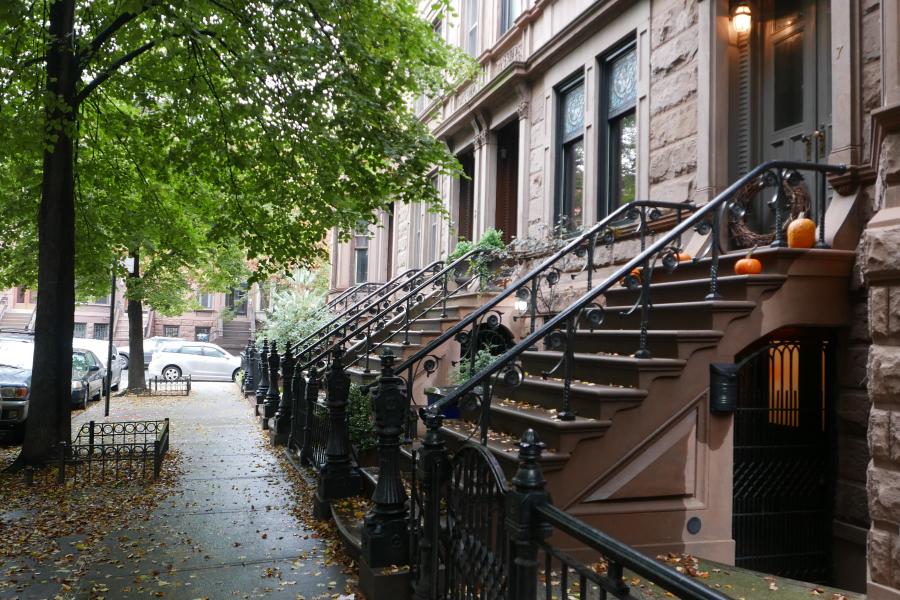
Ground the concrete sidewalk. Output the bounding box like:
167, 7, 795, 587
65, 382, 352, 599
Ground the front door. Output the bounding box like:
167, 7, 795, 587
741, 0, 831, 231
495, 121, 519, 244
732, 336, 833, 583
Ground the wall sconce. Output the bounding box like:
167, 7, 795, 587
731, 2, 752, 35
514, 299, 528, 313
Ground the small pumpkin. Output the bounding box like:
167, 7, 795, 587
787, 213, 816, 248
676, 251, 692, 262
734, 247, 762, 275
621, 267, 642, 288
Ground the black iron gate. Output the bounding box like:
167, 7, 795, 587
411, 441, 508, 600
732, 337, 833, 582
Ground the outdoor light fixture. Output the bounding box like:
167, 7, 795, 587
732, 2, 752, 35
514, 299, 529, 313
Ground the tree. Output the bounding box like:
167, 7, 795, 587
0, 0, 469, 466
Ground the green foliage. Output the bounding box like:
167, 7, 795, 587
450, 348, 498, 385
348, 384, 377, 453
448, 228, 508, 290
447, 239, 475, 263
0, 0, 473, 303
257, 268, 332, 346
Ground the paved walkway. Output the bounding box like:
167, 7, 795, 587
2, 381, 352, 600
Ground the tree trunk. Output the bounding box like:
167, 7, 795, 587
127, 252, 147, 390
16, 0, 78, 467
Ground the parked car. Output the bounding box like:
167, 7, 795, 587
72, 338, 122, 391
0, 338, 104, 443
143, 337, 184, 367
148, 342, 241, 382
71, 349, 105, 408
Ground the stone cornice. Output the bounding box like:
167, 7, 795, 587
829, 102, 900, 194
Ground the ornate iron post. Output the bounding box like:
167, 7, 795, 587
243, 339, 256, 395
255, 339, 270, 406
299, 365, 319, 465
288, 356, 306, 452
413, 410, 449, 600
262, 341, 280, 427
314, 348, 361, 518
271, 344, 295, 445
361, 351, 410, 568
505, 429, 551, 600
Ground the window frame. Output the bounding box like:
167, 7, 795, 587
353, 221, 370, 283
92, 323, 109, 341
197, 292, 213, 310
464, 0, 479, 57
194, 327, 211, 342
163, 325, 180, 338
554, 74, 587, 232
500, 0, 521, 35
73, 322, 87, 338
598, 39, 639, 218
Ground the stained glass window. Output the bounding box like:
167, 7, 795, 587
562, 83, 585, 138
608, 49, 637, 114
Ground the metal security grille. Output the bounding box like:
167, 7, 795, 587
732, 338, 832, 582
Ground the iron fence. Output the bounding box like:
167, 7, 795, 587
28, 419, 171, 484
148, 375, 191, 396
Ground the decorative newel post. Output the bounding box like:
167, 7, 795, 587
261, 341, 280, 427
314, 347, 361, 519
270, 344, 295, 445
288, 356, 306, 452
505, 429, 552, 600
243, 339, 256, 395
360, 351, 410, 596
299, 365, 319, 465
413, 410, 449, 600
255, 339, 270, 406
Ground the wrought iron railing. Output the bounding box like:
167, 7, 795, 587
148, 375, 191, 396
422, 161, 845, 442
297, 248, 489, 377
30, 419, 171, 484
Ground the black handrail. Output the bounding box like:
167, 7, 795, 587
298, 248, 490, 373
427, 160, 847, 422
535, 503, 731, 599
289, 265, 431, 357
392, 199, 698, 379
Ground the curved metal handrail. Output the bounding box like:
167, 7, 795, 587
390, 199, 699, 385
426, 160, 847, 433
288, 265, 433, 357
298, 248, 491, 373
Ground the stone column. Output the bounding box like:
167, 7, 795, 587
864, 123, 900, 597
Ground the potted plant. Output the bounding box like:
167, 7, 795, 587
447, 239, 475, 286
447, 228, 509, 291
426, 347, 498, 418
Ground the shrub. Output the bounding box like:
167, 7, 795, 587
348, 384, 377, 452
449, 348, 498, 385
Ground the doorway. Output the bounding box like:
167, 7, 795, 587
457, 152, 475, 242
732, 334, 833, 583
495, 121, 519, 244
732, 0, 831, 231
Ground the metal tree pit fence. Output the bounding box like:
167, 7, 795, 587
45, 419, 171, 483
148, 375, 191, 396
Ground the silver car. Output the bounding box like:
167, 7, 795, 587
147, 342, 242, 382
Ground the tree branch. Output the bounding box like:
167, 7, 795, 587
75, 39, 157, 105
78, 1, 159, 70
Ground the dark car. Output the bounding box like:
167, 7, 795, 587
0, 339, 104, 443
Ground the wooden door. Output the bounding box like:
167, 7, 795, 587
494, 122, 518, 244
457, 152, 475, 242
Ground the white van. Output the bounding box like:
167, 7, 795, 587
72, 337, 123, 391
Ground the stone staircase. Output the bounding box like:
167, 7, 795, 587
433, 247, 855, 559
0, 310, 32, 332
220, 319, 251, 355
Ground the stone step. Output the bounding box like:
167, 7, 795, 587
520, 350, 686, 388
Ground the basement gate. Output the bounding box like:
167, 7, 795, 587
732, 338, 833, 583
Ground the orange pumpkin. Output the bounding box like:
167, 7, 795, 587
621, 267, 642, 287
676, 251, 692, 262
734, 247, 762, 275
787, 213, 816, 248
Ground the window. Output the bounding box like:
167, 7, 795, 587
180, 345, 205, 355
203, 347, 226, 358
464, 0, 478, 56
601, 44, 637, 214
556, 78, 585, 230
195, 327, 211, 342
73, 322, 87, 338
198, 292, 213, 309
354, 222, 369, 283
92, 323, 109, 340
163, 325, 180, 337
500, 0, 521, 34
93, 295, 109, 305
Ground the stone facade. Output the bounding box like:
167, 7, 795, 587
324, 0, 900, 593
